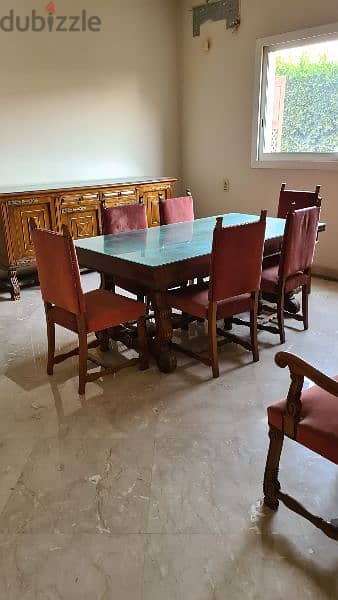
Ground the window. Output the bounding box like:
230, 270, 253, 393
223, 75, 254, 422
251, 23, 338, 169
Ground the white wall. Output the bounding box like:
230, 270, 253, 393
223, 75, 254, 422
180, 0, 338, 276
0, 0, 180, 187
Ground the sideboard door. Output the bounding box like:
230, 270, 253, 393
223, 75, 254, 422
140, 187, 173, 228
58, 193, 101, 239
7, 197, 54, 264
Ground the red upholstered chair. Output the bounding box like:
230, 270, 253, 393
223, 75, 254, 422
264, 351, 338, 541
102, 203, 148, 301
263, 183, 321, 278
103, 203, 148, 234
165, 211, 267, 378
277, 183, 321, 219
260, 205, 320, 344
159, 196, 194, 225
30, 220, 148, 395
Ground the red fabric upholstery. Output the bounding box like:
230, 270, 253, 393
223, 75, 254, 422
159, 196, 194, 225
32, 226, 147, 335
261, 266, 308, 294
50, 289, 146, 333
268, 378, 338, 464
209, 218, 266, 302
103, 204, 148, 235
278, 188, 320, 219
167, 282, 253, 319
261, 207, 320, 294
281, 207, 320, 280
32, 228, 84, 314
102, 204, 148, 295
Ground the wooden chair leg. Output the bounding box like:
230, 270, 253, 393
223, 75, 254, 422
77, 321, 88, 395
250, 293, 259, 362
46, 319, 55, 376
277, 290, 285, 344
137, 316, 149, 371
208, 303, 219, 378
302, 285, 309, 330
263, 426, 284, 511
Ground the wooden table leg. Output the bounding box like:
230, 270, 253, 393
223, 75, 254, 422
151, 290, 177, 373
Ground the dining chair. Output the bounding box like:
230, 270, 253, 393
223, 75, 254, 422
159, 195, 194, 225
277, 182, 321, 218
30, 220, 149, 395
264, 183, 321, 270
165, 211, 267, 378
264, 351, 338, 541
260, 205, 320, 344
103, 202, 148, 234
102, 203, 148, 302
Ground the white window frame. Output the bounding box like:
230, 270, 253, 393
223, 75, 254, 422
251, 22, 338, 170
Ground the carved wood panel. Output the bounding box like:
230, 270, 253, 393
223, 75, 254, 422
141, 190, 168, 227
61, 211, 99, 240
7, 199, 53, 262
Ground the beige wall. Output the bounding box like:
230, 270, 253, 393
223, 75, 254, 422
180, 0, 338, 276
0, 0, 180, 187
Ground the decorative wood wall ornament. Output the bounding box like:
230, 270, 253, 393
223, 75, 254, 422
192, 0, 240, 37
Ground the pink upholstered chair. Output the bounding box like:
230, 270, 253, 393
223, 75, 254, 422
30, 221, 148, 395
103, 203, 148, 234
260, 205, 320, 344
102, 203, 148, 301
277, 183, 321, 219
264, 351, 338, 541
159, 196, 194, 225
165, 211, 267, 378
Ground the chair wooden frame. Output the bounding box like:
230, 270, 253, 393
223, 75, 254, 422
169, 211, 267, 378
277, 183, 321, 219
172, 289, 260, 379
30, 220, 149, 395
260, 202, 321, 344
263, 351, 338, 541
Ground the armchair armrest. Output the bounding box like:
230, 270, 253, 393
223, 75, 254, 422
275, 352, 338, 397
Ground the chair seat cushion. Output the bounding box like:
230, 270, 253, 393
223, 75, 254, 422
261, 266, 309, 294
166, 283, 253, 320
268, 378, 338, 464
50, 290, 146, 334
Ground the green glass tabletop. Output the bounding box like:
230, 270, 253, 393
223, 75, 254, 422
75, 213, 285, 268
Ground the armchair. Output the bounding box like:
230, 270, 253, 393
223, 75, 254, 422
264, 351, 338, 540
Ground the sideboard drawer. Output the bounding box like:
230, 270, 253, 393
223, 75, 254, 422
59, 193, 100, 209
102, 188, 137, 207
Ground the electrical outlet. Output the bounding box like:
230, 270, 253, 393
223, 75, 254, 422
223, 178, 230, 192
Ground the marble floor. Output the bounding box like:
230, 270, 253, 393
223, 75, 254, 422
0, 273, 337, 599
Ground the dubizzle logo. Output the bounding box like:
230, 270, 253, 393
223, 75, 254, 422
0, 2, 102, 33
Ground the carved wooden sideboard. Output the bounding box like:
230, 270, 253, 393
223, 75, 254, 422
0, 177, 176, 300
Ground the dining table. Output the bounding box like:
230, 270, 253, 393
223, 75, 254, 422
75, 212, 326, 373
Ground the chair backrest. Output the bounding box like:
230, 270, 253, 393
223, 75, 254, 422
103, 203, 148, 235
209, 211, 267, 303
277, 183, 321, 219
279, 205, 320, 282
159, 196, 194, 225
30, 222, 85, 315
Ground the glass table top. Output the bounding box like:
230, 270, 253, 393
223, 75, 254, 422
75, 213, 285, 268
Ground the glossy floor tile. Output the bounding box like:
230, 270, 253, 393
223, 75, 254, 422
0, 274, 337, 599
